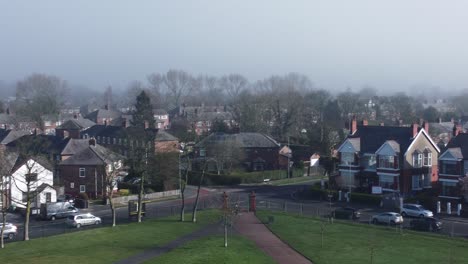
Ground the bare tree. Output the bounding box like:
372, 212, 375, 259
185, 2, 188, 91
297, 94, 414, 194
0, 150, 17, 248
104, 160, 123, 227
220, 74, 248, 99
15, 73, 68, 130
11, 158, 49, 241
206, 138, 244, 175
163, 70, 195, 107
179, 155, 190, 222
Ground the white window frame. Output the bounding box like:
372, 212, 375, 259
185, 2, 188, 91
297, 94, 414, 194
413, 152, 422, 168
70, 182, 75, 188
423, 152, 432, 166
378, 155, 396, 169
79, 168, 86, 177
80, 185, 86, 193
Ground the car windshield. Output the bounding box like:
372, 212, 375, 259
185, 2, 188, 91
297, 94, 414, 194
67, 216, 75, 220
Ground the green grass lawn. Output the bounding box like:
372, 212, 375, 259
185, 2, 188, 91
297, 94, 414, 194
257, 211, 468, 264
0, 211, 221, 264
145, 235, 274, 264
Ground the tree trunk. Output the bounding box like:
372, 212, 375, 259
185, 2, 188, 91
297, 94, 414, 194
137, 173, 145, 223
109, 194, 116, 227
1, 210, 6, 248
180, 185, 185, 222
192, 170, 205, 223
24, 199, 31, 241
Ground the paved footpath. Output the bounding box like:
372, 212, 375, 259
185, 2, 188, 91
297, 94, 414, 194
234, 212, 312, 264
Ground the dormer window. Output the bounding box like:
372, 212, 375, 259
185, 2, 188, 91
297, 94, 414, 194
412, 151, 422, 168
423, 151, 432, 166
341, 152, 355, 165
379, 155, 396, 169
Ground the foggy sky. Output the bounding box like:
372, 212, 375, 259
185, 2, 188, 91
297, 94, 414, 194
2, 1, 468, 93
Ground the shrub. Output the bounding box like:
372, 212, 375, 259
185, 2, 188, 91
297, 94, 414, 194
349, 192, 381, 206
78, 192, 89, 201
119, 189, 130, 196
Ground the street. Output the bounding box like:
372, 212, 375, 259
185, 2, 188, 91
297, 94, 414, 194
3, 182, 468, 242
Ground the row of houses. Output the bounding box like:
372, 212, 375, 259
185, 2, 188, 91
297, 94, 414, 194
336, 116, 468, 202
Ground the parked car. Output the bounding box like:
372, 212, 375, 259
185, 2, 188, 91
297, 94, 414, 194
0, 223, 17, 240
401, 204, 433, 218
66, 213, 101, 228
410, 217, 442, 232
40, 202, 79, 220
371, 212, 404, 225
333, 207, 361, 220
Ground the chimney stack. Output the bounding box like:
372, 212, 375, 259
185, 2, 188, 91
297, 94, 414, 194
122, 118, 129, 128
423, 121, 429, 133
438, 117, 442, 124
412, 122, 419, 137
6, 108, 10, 115
104, 104, 109, 110
350, 115, 357, 135
73, 114, 78, 119
89, 138, 96, 146
453, 123, 462, 137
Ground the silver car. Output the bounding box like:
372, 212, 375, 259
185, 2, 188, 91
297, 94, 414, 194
66, 213, 101, 228
401, 204, 433, 218
0, 223, 18, 240
372, 212, 404, 225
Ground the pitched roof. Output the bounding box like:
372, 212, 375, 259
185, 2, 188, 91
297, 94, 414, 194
153, 109, 168, 115
444, 133, 468, 159
81, 125, 158, 140
443, 147, 463, 159
85, 109, 121, 122
196, 132, 280, 149
6, 134, 69, 156
351, 125, 414, 153
11, 155, 54, 173
57, 118, 95, 130
0, 129, 32, 145
155, 131, 178, 142
61, 139, 90, 156
60, 144, 123, 166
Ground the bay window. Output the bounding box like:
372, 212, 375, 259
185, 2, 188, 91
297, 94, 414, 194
341, 152, 355, 165
379, 155, 396, 169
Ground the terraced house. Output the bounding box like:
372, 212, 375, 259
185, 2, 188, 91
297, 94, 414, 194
336, 117, 439, 195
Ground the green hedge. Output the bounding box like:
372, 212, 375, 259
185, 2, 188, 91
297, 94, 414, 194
349, 192, 381, 206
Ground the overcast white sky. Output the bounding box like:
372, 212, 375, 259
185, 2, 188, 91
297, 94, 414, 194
2, 1, 468, 93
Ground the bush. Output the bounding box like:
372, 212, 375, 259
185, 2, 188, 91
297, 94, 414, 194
118, 189, 130, 196
78, 192, 89, 201
349, 192, 381, 206
309, 186, 337, 200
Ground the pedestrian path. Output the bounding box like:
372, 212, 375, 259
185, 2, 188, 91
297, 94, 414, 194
234, 212, 312, 264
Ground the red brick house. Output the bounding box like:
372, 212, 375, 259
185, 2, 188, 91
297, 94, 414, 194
58, 139, 122, 198
336, 117, 439, 195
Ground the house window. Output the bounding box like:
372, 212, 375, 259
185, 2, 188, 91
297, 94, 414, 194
362, 154, 376, 170
80, 185, 86, 193
46, 192, 52, 203
423, 152, 432, 166
341, 152, 355, 165
79, 168, 86, 177
341, 171, 355, 187
97, 136, 101, 143
118, 138, 122, 145
441, 160, 458, 175
25, 173, 38, 182
378, 155, 396, 169
107, 137, 110, 144
70, 182, 75, 188
379, 175, 398, 190
412, 152, 422, 168
412, 175, 423, 190
113, 138, 117, 144
200, 148, 206, 157
441, 181, 458, 197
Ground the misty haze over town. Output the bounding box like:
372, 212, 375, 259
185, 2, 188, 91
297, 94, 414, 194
3, 1, 468, 264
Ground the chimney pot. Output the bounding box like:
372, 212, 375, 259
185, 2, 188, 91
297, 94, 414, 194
412, 123, 418, 137
423, 121, 429, 133
350, 115, 357, 134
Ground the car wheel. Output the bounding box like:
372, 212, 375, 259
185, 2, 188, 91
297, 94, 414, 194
401, 212, 407, 217
372, 218, 378, 224
51, 215, 56, 221
7, 233, 14, 240
95, 221, 100, 225
390, 220, 396, 226
76, 223, 81, 228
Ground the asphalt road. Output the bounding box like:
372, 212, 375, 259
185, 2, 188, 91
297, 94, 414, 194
3, 181, 468, 242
